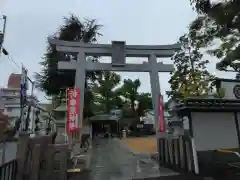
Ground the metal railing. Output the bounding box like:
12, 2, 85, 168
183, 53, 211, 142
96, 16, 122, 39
0, 159, 17, 180
216, 149, 240, 169
216, 149, 240, 159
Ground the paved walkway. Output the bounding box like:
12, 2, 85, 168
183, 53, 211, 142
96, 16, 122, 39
87, 138, 178, 180
70, 138, 240, 180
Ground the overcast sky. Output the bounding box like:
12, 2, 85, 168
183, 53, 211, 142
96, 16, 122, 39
0, 0, 236, 103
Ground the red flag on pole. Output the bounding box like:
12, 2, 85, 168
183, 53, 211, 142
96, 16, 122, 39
158, 94, 166, 132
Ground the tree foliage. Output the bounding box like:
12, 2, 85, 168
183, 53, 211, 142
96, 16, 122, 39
93, 75, 152, 117
189, 0, 240, 71
119, 79, 141, 111
35, 15, 102, 117
136, 92, 152, 117
167, 34, 214, 101
93, 71, 122, 113
36, 15, 102, 95
118, 79, 152, 117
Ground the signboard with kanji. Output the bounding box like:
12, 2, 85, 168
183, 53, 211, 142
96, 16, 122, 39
158, 94, 166, 132
67, 88, 80, 133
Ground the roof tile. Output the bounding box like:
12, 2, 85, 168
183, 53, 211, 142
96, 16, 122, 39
8, 73, 21, 88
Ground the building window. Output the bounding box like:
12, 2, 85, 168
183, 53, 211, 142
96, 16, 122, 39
7, 108, 13, 112
6, 97, 15, 101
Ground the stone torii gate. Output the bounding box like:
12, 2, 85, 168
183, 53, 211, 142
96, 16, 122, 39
49, 39, 180, 138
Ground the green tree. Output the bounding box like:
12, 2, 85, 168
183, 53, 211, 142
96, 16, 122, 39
93, 72, 122, 113
119, 79, 141, 112
137, 92, 152, 117
189, 0, 240, 71
167, 34, 214, 101
35, 15, 102, 117
119, 79, 152, 117
113, 79, 153, 130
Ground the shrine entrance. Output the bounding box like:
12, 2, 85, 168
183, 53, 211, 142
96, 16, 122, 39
49, 39, 180, 144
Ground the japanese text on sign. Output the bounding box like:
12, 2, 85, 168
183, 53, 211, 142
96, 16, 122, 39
67, 88, 80, 133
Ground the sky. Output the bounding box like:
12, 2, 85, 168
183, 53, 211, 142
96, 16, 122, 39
0, 0, 236, 103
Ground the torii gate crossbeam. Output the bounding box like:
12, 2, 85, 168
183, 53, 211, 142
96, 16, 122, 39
49, 39, 180, 140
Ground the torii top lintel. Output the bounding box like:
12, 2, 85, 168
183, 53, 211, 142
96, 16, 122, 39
48, 38, 181, 58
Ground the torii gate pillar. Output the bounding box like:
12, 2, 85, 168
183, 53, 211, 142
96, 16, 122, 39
49, 39, 180, 142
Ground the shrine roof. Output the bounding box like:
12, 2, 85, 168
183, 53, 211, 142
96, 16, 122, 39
171, 98, 240, 113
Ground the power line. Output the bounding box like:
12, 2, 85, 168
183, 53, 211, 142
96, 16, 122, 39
7, 53, 21, 69
2, 46, 34, 84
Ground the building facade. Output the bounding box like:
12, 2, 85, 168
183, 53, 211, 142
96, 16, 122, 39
0, 73, 55, 133
140, 110, 170, 128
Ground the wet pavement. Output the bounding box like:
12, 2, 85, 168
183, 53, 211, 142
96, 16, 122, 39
69, 138, 240, 180
87, 138, 178, 180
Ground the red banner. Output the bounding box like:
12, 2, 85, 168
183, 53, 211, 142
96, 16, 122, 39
67, 88, 80, 133
158, 94, 166, 132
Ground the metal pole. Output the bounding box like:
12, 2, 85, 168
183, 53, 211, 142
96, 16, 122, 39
46, 112, 52, 134
0, 15, 7, 57
31, 106, 35, 133
20, 67, 34, 132
65, 89, 68, 143
25, 82, 34, 131
2, 15, 7, 37
20, 66, 25, 132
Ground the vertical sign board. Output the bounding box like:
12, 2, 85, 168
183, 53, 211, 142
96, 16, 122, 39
158, 94, 166, 132
67, 88, 81, 133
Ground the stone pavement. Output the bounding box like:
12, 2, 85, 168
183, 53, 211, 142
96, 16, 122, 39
70, 138, 240, 180
86, 138, 178, 180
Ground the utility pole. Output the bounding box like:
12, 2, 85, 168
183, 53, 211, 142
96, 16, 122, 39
20, 66, 28, 132
25, 81, 35, 131
0, 15, 7, 56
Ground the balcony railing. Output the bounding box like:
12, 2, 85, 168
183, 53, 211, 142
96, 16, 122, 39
0, 159, 17, 180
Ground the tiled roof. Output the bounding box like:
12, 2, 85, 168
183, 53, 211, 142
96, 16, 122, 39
7, 73, 21, 88
172, 98, 240, 112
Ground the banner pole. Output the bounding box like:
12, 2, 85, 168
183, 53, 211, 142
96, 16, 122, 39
65, 88, 68, 144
